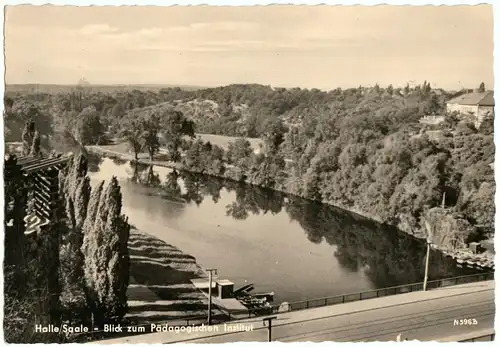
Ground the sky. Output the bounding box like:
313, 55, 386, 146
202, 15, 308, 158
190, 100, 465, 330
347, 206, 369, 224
4, 5, 494, 90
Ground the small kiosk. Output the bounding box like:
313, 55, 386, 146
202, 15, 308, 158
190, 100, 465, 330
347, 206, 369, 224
217, 279, 235, 299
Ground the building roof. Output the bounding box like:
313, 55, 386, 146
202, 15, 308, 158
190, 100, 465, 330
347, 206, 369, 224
190, 278, 217, 289
217, 279, 234, 285
447, 91, 495, 106
4, 154, 72, 173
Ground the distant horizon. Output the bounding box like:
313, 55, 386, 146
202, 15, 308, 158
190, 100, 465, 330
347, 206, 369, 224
5, 5, 493, 90
4, 75, 494, 93
5, 81, 493, 93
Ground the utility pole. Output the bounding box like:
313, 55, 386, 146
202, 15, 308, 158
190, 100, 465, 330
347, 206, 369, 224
263, 316, 278, 342
423, 239, 431, 291
206, 268, 217, 325
423, 220, 433, 291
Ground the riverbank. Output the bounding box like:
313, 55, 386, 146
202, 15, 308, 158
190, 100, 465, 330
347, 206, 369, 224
87, 143, 183, 170
87, 143, 494, 271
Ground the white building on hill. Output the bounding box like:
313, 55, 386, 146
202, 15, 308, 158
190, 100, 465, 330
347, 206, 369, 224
446, 91, 494, 128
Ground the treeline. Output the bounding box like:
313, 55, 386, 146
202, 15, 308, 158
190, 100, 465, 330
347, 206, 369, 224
4, 81, 456, 145
120, 84, 493, 248
3, 152, 130, 343
4, 81, 494, 247
180, 112, 494, 246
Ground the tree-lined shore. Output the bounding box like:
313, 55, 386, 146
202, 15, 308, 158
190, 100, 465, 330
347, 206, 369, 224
8, 82, 485, 253
5, 82, 494, 249
3, 82, 494, 341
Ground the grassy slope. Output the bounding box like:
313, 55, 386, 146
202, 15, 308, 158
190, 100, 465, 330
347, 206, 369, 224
196, 133, 263, 152
126, 227, 210, 324
88, 132, 263, 162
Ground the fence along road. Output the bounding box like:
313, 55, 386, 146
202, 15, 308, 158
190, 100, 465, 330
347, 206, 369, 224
94, 279, 494, 344
108, 272, 496, 330
183, 272, 495, 325
84, 272, 493, 340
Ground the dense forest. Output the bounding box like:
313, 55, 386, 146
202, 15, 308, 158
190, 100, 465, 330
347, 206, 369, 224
4, 82, 494, 250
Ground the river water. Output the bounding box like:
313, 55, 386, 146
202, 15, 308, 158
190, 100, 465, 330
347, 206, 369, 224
87, 156, 480, 304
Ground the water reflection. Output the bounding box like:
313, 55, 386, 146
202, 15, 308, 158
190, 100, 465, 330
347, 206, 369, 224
102, 160, 483, 291
129, 162, 162, 188
86, 152, 104, 173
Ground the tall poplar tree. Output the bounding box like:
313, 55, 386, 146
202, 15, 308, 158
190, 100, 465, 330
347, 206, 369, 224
82, 177, 130, 325
58, 153, 91, 316
30, 131, 41, 157
21, 119, 36, 156
478, 82, 486, 93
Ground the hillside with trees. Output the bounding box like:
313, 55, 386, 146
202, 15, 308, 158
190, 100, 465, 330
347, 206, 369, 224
3, 82, 494, 252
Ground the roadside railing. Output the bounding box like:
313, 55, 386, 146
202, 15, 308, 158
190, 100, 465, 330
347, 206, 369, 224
73, 271, 494, 341
220, 271, 495, 320
459, 333, 495, 342
126, 272, 495, 327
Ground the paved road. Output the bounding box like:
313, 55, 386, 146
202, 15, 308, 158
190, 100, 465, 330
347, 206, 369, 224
194, 287, 494, 343
94, 281, 494, 343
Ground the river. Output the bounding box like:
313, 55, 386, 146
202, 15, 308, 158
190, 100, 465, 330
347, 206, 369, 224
87, 156, 481, 304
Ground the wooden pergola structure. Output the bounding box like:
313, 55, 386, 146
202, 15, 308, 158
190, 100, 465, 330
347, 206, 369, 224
4, 154, 73, 326
8, 155, 72, 222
